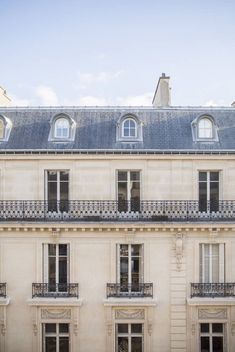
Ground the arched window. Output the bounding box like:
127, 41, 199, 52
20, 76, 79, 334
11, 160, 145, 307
122, 118, 137, 138
0, 120, 4, 139
198, 118, 213, 139
54, 118, 70, 139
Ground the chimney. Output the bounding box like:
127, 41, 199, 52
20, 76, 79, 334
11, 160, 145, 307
152, 73, 171, 107
0, 87, 11, 107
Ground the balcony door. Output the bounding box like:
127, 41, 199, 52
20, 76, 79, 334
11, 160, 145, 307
46, 170, 69, 212
117, 244, 143, 293
117, 171, 140, 212
199, 244, 224, 283
199, 171, 219, 212
43, 244, 69, 293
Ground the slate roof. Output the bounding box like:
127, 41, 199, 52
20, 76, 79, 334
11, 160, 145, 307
0, 106, 235, 153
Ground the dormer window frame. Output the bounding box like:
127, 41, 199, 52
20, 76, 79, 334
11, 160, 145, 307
117, 114, 143, 142
54, 117, 70, 139
192, 114, 218, 142
0, 115, 12, 142
49, 114, 76, 142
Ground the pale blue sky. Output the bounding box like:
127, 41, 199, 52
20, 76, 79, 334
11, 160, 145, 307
1, 0, 235, 106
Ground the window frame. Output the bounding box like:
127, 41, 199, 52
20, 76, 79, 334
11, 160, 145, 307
49, 114, 76, 142
198, 117, 213, 139
45, 170, 69, 212
117, 114, 142, 142
42, 323, 70, 352
198, 170, 220, 213
54, 117, 70, 139
115, 323, 144, 352
199, 322, 225, 352
199, 243, 225, 283
116, 170, 141, 212
122, 118, 137, 139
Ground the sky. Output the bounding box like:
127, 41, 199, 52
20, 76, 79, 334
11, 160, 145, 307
0, 0, 235, 106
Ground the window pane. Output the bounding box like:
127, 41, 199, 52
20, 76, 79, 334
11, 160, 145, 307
49, 244, 56, 256
201, 323, 209, 333
200, 337, 209, 352
131, 337, 142, 352
48, 257, 56, 287
199, 172, 207, 181
45, 323, 56, 333
120, 257, 128, 287
60, 171, 69, 181
59, 324, 69, 334
45, 337, 56, 352
131, 324, 142, 334
212, 336, 223, 352
130, 172, 140, 181
212, 323, 223, 333
118, 324, 128, 334
59, 244, 67, 256
59, 337, 69, 352
199, 182, 207, 212
120, 245, 128, 256
210, 172, 219, 182
118, 337, 128, 352
59, 257, 67, 286
212, 245, 219, 282
131, 245, 140, 256
48, 182, 57, 201
48, 171, 57, 181
132, 257, 140, 286
118, 171, 127, 181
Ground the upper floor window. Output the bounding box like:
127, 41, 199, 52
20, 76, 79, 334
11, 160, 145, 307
122, 118, 137, 138
49, 114, 76, 141
117, 114, 142, 142
0, 115, 12, 141
46, 170, 69, 212
0, 120, 4, 139
198, 118, 213, 139
55, 118, 70, 139
191, 115, 218, 142
117, 170, 140, 212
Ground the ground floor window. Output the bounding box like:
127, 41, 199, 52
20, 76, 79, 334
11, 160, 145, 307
200, 323, 224, 352
43, 323, 69, 352
116, 323, 143, 352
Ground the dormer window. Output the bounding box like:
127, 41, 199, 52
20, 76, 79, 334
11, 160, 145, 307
55, 118, 70, 139
0, 115, 12, 141
0, 120, 4, 139
198, 118, 213, 139
117, 114, 142, 142
49, 114, 76, 142
122, 118, 137, 138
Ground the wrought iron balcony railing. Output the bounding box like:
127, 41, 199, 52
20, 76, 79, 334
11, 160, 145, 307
0, 283, 6, 298
0, 200, 235, 222
191, 283, 235, 298
32, 283, 79, 298
107, 283, 153, 298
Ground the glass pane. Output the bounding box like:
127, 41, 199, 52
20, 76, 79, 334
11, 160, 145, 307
212, 323, 223, 333
59, 257, 67, 286
45, 323, 56, 333
49, 244, 56, 256
59, 324, 69, 333
59, 337, 69, 352
201, 323, 209, 333
210, 172, 219, 182
118, 182, 128, 212
201, 336, 209, 352
212, 336, 223, 352
131, 337, 142, 352
118, 171, 127, 181
203, 245, 210, 283
130, 172, 140, 181
199, 182, 207, 212
59, 244, 67, 256
131, 324, 142, 334
132, 245, 140, 256
118, 324, 128, 334
60, 171, 69, 181
132, 257, 140, 287
212, 245, 219, 282
120, 257, 128, 289
210, 182, 219, 212
60, 183, 69, 201
48, 171, 57, 181
48, 182, 57, 201
45, 337, 56, 352
118, 337, 128, 352
49, 257, 56, 288
199, 172, 207, 181
120, 245, 128, 257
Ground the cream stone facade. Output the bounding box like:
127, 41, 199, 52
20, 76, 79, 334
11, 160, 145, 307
0, 77, 235, 351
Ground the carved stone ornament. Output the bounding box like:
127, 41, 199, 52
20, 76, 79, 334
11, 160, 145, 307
174, 233, 184, 271
0, 319, 6, 336
115, 309, 145, 320
41, 309, 71, 320
147, 321, 153, 336
33, 320, 38, 336
106, 322, 112, 336
191, 323, 196, 335
198, 308, 227, 319
73, 320, 78, 336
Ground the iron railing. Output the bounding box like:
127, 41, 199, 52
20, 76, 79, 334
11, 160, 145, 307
0, 283, 6, 298
0, 200, 235, 222
107, 283, 153, 298
191, 283, 235, 298
32, 283, 79, 298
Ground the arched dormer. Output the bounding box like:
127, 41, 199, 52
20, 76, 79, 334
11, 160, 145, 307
49, 114, 76, 141
191, 114, 218, 142
117, 114, 143, 142
0, 115, 12, 142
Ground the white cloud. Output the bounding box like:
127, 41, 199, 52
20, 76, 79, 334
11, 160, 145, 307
204, 100, 218, 107
117, 92, 153, 106
77, 70, 123, 85
77, 96, 108, 106
35, 85, 59, 105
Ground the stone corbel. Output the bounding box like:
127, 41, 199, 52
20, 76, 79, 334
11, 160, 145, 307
0, 319, 6, 336
73, 320, 78, 336
191, 323, 196, 335
147, 320, 153, 336
106, 322, 112, 336
33, 320, 38, 336
174, 233, 184, 271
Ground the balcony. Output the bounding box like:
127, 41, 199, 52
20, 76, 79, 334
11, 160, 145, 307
191, 283, 235, 298
0, 283, 6, 298
107, 283, 153, 298
1, 200, 235, 222
32, 283, 79, 298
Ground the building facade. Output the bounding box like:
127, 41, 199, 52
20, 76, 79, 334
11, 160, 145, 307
0, 76, 235, 351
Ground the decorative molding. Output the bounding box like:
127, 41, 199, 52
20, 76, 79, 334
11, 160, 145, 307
41, 309, 71, 320
115, 309, 145, 320
73, 320, 78, 336
32, 320, 38, 336
0, 319, 6, 336
231, 322, 235, 336
106, 322, 112, 336
147, 321, 153, 336
198, 308, 227, 319
174, 233, 184, 271
191, 323, 196, 335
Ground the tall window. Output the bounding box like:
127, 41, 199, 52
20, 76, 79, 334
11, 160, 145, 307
117, 171, 140, 212
198, 118, 213, 139
122, 118, 137, 138
43, 244, 69, 293
199, 171, 219, 212
200, 323, 224, 352
117, 244, 143, 293
199, 244, 224, 283
43, 323, 69, 352
46, 170, 69, 212
116, 323, 143, 352
54, 118, 70, 139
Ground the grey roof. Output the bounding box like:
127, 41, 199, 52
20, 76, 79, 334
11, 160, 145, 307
0, 106, 235, 153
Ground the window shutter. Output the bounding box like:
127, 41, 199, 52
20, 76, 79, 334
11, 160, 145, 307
43, 244, 48, 283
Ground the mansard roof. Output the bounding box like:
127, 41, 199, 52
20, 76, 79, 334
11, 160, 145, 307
0, 106, 235, 153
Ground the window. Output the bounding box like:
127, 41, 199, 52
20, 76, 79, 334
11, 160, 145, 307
199, 244, 224, 283
117, 244, 143, 294
117, 171, 140, 212
200, 323, 224, 352
0, 120, 4, 139
198, 118, 213, 139
43, 244, 69, 293
43, 323, 69, 352
122, 118, 137, 138
54, 118, 70, 139
46, 170, 69, 212
116, 323, 143, 352
199, 171, 219, 212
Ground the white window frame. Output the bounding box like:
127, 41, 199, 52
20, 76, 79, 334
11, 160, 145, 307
115, 323, 144, 352
198, 117, 213, 139
122, 118, 137, 138
116, 170, 141, 212
54, 118, 70, 139
199, 322, 225, 352
42, 323, 70, 352
199, 243, 225, 283
45, 170, 69, 213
